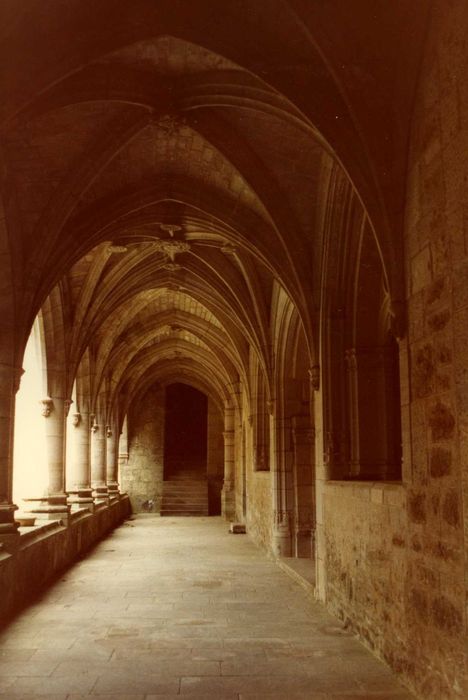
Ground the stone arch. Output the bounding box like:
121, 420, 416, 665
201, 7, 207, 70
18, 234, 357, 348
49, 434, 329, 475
321, 191, 403, 481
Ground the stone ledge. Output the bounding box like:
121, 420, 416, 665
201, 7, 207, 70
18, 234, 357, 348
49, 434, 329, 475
17, 519, 64, 547
69, 507, 93, 522
0, 496, 131, 622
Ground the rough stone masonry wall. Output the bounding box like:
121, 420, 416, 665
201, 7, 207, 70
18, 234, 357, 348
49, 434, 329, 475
246, 471, 272, 551
323, 4, 468, 698
323, 484, 408, 670
402, 2, 467, 696
121, 384, 165, 513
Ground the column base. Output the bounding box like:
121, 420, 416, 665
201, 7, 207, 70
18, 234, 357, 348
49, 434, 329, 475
67, 490, 95, 513
221, 483, 235, 521
107, 482, 120, 502
23, 495, 70, 523
272, 513, 292, 557
92, 485, 109, 505
294, 527, 315, 558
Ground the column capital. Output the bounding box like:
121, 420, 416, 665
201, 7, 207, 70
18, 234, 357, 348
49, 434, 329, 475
72, 412, 81, 427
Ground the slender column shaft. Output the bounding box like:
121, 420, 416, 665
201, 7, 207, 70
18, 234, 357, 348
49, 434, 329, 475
0, 363, 20, 537
43, 397, 67, 499
345, 349, 359, 475
67, 411, 94, 511
72, 412, 91, 490
91, 422, 108, 502
28, 396, 70, 521
106, 426, 119, 496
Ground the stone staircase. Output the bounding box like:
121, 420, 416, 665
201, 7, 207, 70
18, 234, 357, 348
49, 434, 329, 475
160, 474, 209, 516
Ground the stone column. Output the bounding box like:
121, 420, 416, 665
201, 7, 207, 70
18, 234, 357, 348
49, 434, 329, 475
106, 425, 119, 498
31, 396, 70, 521
91, 419, 109, 503
221, 406, 235, 520
0, 363, 21, 544
67, 410, 94, 512
118, 416, 129, 496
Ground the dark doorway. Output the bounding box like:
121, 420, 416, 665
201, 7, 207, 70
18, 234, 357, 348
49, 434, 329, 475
164, 383, 208, 479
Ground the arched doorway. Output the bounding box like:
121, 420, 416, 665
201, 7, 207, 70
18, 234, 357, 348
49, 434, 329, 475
163, 383, 207, 480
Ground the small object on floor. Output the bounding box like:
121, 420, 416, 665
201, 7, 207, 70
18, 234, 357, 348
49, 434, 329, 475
229, 522, 246, 534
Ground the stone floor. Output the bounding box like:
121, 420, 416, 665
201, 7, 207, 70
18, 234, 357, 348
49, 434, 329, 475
0, 515, 415, 699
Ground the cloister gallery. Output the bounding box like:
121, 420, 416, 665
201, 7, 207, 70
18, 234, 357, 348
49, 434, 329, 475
0, 2, 467, 699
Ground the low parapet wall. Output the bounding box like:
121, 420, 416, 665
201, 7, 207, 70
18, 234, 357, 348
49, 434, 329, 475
0, 496, 131, 623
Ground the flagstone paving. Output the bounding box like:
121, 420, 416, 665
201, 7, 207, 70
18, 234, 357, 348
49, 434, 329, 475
0, 515, 415, 699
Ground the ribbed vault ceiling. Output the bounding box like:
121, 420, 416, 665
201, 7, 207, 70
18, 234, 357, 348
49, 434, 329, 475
0, 0, 430, 416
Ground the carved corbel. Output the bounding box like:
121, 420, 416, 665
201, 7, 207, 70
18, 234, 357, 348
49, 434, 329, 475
308, 365, 320, 391
40, 397, 54, 417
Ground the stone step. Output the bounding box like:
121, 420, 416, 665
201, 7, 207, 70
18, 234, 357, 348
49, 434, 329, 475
162, 491, 208, 498
160, 511, 209, 517
161, 478, 208, 517
163, 482, 207, 489
162, 492, 207, 499
165, 476, 207, 482
163, 487, 206, 498
161, 503, 208, 513
164, 481, 207, 493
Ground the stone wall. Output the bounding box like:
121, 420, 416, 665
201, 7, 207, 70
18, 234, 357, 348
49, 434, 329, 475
403, 2, 467, 696
322, 3, 468, 697
234, 411, 273, 550
323, 483, 408, 668
121, 384, 165, 513
246, 472, 272, 551
0, 498, 130, 622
